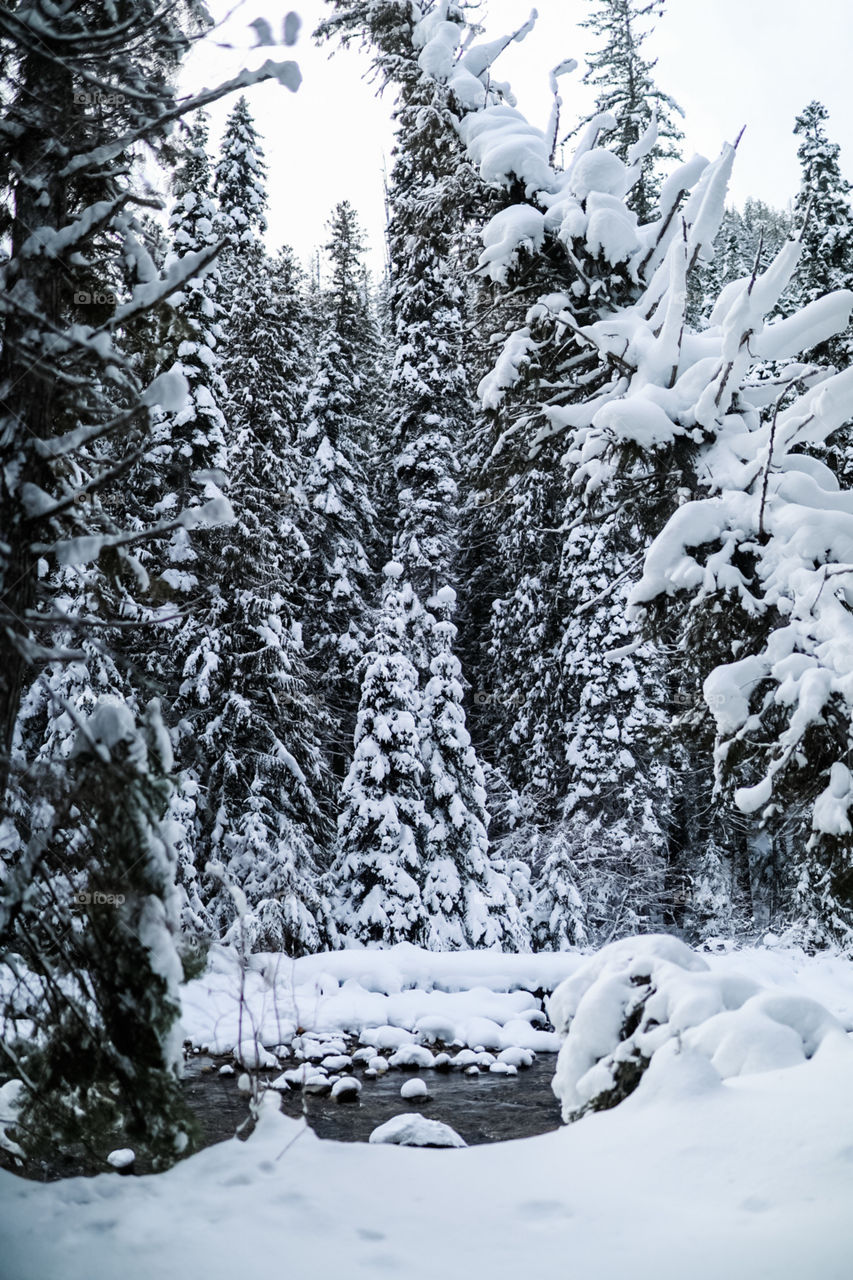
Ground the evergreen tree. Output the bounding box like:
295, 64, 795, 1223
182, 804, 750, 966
301, 202, 379, 778
332, 563, 429, 944
177, 106, 333, 954
531, 830, 589, 950
575, 0, 684, 221
792, 101, 853, 368
215, 95, 268, 248
3, 697, 194, 1170
319, 1, 526, 946
621, 219, 853, 946
157, 113, 229, 514
452, 43, 740, 944
419, 588, 527, 949
120, 115, 231, 938
0, 0, 301, 1166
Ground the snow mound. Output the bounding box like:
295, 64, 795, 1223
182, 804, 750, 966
478, 204, 545, 283
369, 1114, 466, 1148
568, 149, 628, 201
548, 935, 850, 1121
460, 105, 554, 196
389, 1044, 435, 1069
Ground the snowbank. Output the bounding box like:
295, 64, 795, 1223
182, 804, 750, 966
1, 943, 852, 1277
2, 1019, 852, 1279
180, 943, 585, 1056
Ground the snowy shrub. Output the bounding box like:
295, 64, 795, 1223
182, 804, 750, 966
548, 935, 848, 1122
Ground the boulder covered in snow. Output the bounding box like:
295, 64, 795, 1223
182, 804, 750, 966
400, 1078, 429, 1101
548, 934, 850, 1122
107, 1148, 135, 1172
369, 1114, 466, 1148
388, 1044, 435, 1070
233, 1039, 277, 1071
331, 1076, 362, 1103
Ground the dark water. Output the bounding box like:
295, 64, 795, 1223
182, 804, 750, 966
183, 1050, 563, 1148
0, 1049, 562, 1182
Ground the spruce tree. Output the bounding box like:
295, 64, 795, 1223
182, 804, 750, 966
3, 698, 195, 1170
420, 588, 527, 949
531, 830, 589, 950
792, 101, 853, 368
301, 202, 379, 779
319, 0, 526, 947
183, 103, 333, 954
215, 95, 268, 248
118, 115, 231, 939
0, 0, 302, 1165
332, 563, 429, 944
452, 41, 740, 944
628, 235, 853, 945
575, 0, 684, 221
157, 113, 229, 513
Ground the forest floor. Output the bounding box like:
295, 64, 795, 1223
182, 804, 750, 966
1, 941, 852, 1278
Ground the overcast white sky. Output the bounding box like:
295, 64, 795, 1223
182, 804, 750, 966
186, 0, 853, 276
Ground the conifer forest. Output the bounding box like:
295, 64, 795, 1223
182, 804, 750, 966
1, 2, 853, 1269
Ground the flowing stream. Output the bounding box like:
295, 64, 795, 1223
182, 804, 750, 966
183, 1049, 563, 1149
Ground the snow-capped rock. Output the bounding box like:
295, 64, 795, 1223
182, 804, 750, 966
400, 1078, 429, 1101
331, 1077, 362, 1102
388, 1045, 435, 1070
368, 1114, 466, 1148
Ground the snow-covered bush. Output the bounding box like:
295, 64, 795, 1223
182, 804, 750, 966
548, 935, 849, 1122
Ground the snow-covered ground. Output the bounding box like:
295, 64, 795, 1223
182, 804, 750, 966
1, 940, 852, 1279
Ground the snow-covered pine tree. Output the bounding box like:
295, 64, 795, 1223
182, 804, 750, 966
155, 112, 229, 522
301, 202, 379, 779
0, 0, 301, 1164
3, 697, 194, 1170
419, 587, 527, 949
445, 42, 740, 943
318, 1, 528, 946
215, 95, 268, 249
193, 249, 334, 954
318, 5, 477, 642
172, 105, 334, 955
792, 102, 853, 369
463, 71, 848, 940
114, 114, 233, 938
574, 0, 684, 222
332, 563, 429, 944
627, 237, 853, 946
531, 829, 589, 951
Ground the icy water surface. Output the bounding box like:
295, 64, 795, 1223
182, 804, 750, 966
183, 1050, 562, 1148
